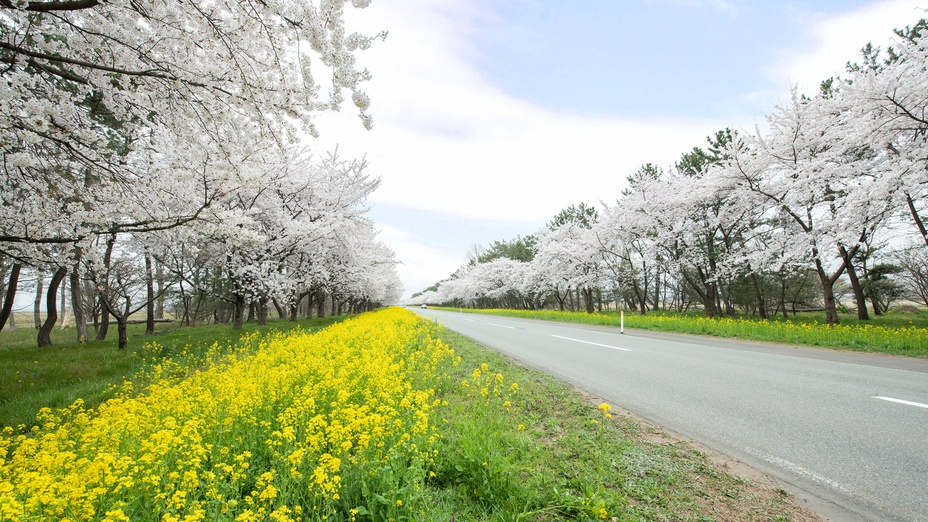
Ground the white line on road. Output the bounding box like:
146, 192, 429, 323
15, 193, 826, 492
487, 323, 515, 329
551, 335, 631, 352
873, 396, 928, 410
743, 448, 852, 494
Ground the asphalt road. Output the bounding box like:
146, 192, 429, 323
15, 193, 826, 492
412, 308, 928, 522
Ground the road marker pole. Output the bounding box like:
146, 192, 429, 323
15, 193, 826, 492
620, 310, 624, 334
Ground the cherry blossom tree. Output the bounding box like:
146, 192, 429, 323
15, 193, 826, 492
1, 1, 387, 343
838, 19, 928, 246
721, 88, 898, 324
531, 212, 605, 313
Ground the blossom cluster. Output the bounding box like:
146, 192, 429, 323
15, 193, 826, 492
0, 308, 456, 521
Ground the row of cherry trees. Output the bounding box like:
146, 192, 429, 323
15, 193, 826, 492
417, 19, 928, 325
0, 1, 403, 348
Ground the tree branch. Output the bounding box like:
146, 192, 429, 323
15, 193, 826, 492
6, 1, 102, 12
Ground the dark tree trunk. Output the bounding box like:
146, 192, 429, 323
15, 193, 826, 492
145, 251, 156, 335
582, 287, 595, 314
59, 276, 68, 328
839, 246, 869, 321
117, 316, 128, 349
155, 259, 165, 320
257, 297, 268, 326
316, 291, 326, 318
682, 269, 717, 318
96, 235, 118, 340
631, 280, 647, 315
779, 277, 789, 319
652, 268, 661, 311
34, 271, 43, 329
906, 191, 928, 247
814, 259, 842, 325
272, 298, 286, 319
38, 267, 67, 347
0, 263, 21, 332
100, 296, 131, 350
96, 303, 110, 340
70, 268, 88, 343
750, 273, 769, 320
232, 293, 246, 330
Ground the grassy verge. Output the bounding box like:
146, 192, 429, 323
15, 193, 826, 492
435, 308, 928, 357
429, 328, 818, 521
1, 309, 819, 521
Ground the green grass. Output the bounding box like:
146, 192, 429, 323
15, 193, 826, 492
436, 307, 928, 357
0, 316, 346, 429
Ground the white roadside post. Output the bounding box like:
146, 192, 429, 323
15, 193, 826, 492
620, 310, 624, 334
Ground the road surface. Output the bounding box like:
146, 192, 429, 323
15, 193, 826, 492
413, 308, 928, 522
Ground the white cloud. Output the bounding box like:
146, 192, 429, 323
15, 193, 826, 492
375, 224, 463, 298
317, 1, 728, 226
767, 0, 925, 95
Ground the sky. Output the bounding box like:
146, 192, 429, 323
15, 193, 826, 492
312, 0, 927, 300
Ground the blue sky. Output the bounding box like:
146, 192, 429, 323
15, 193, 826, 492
314, 0, 926, 299
474, 1, 872, 119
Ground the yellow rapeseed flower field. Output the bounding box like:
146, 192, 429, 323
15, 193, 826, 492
0, 308, 457, 521
465, 308, 928, 353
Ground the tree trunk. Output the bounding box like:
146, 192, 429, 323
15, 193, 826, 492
750, 273, 769, 320
70, 268, 88, 343
34, 271, 43, 329
38, 267, 67, 347
905, 191, 928, 247
155, 258, 165, 320
289, 300, 299, 322
101, 296, 131, 350
232, 293, 246, 330
839, 246, 869, 321
814, 260, 841, 325
117, 316, 129, 350
652, 268, 661, 311
0, 263, 22, 332
59, 276, 70, 328
145, 251, 156, 335
96, 300, 110, 341
582, 287, 595, 314
257, 297, 268, 326
778, 277, 789, 319
682, 269, 716, 318
272, 298, 286, 319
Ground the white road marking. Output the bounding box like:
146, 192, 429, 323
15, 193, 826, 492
488, 323, 515, 329
742, 448, 852, 494
551, 335, 631, 352
873, 396, 928, 410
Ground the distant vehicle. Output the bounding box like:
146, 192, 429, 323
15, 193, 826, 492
421, 304, 427, 309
